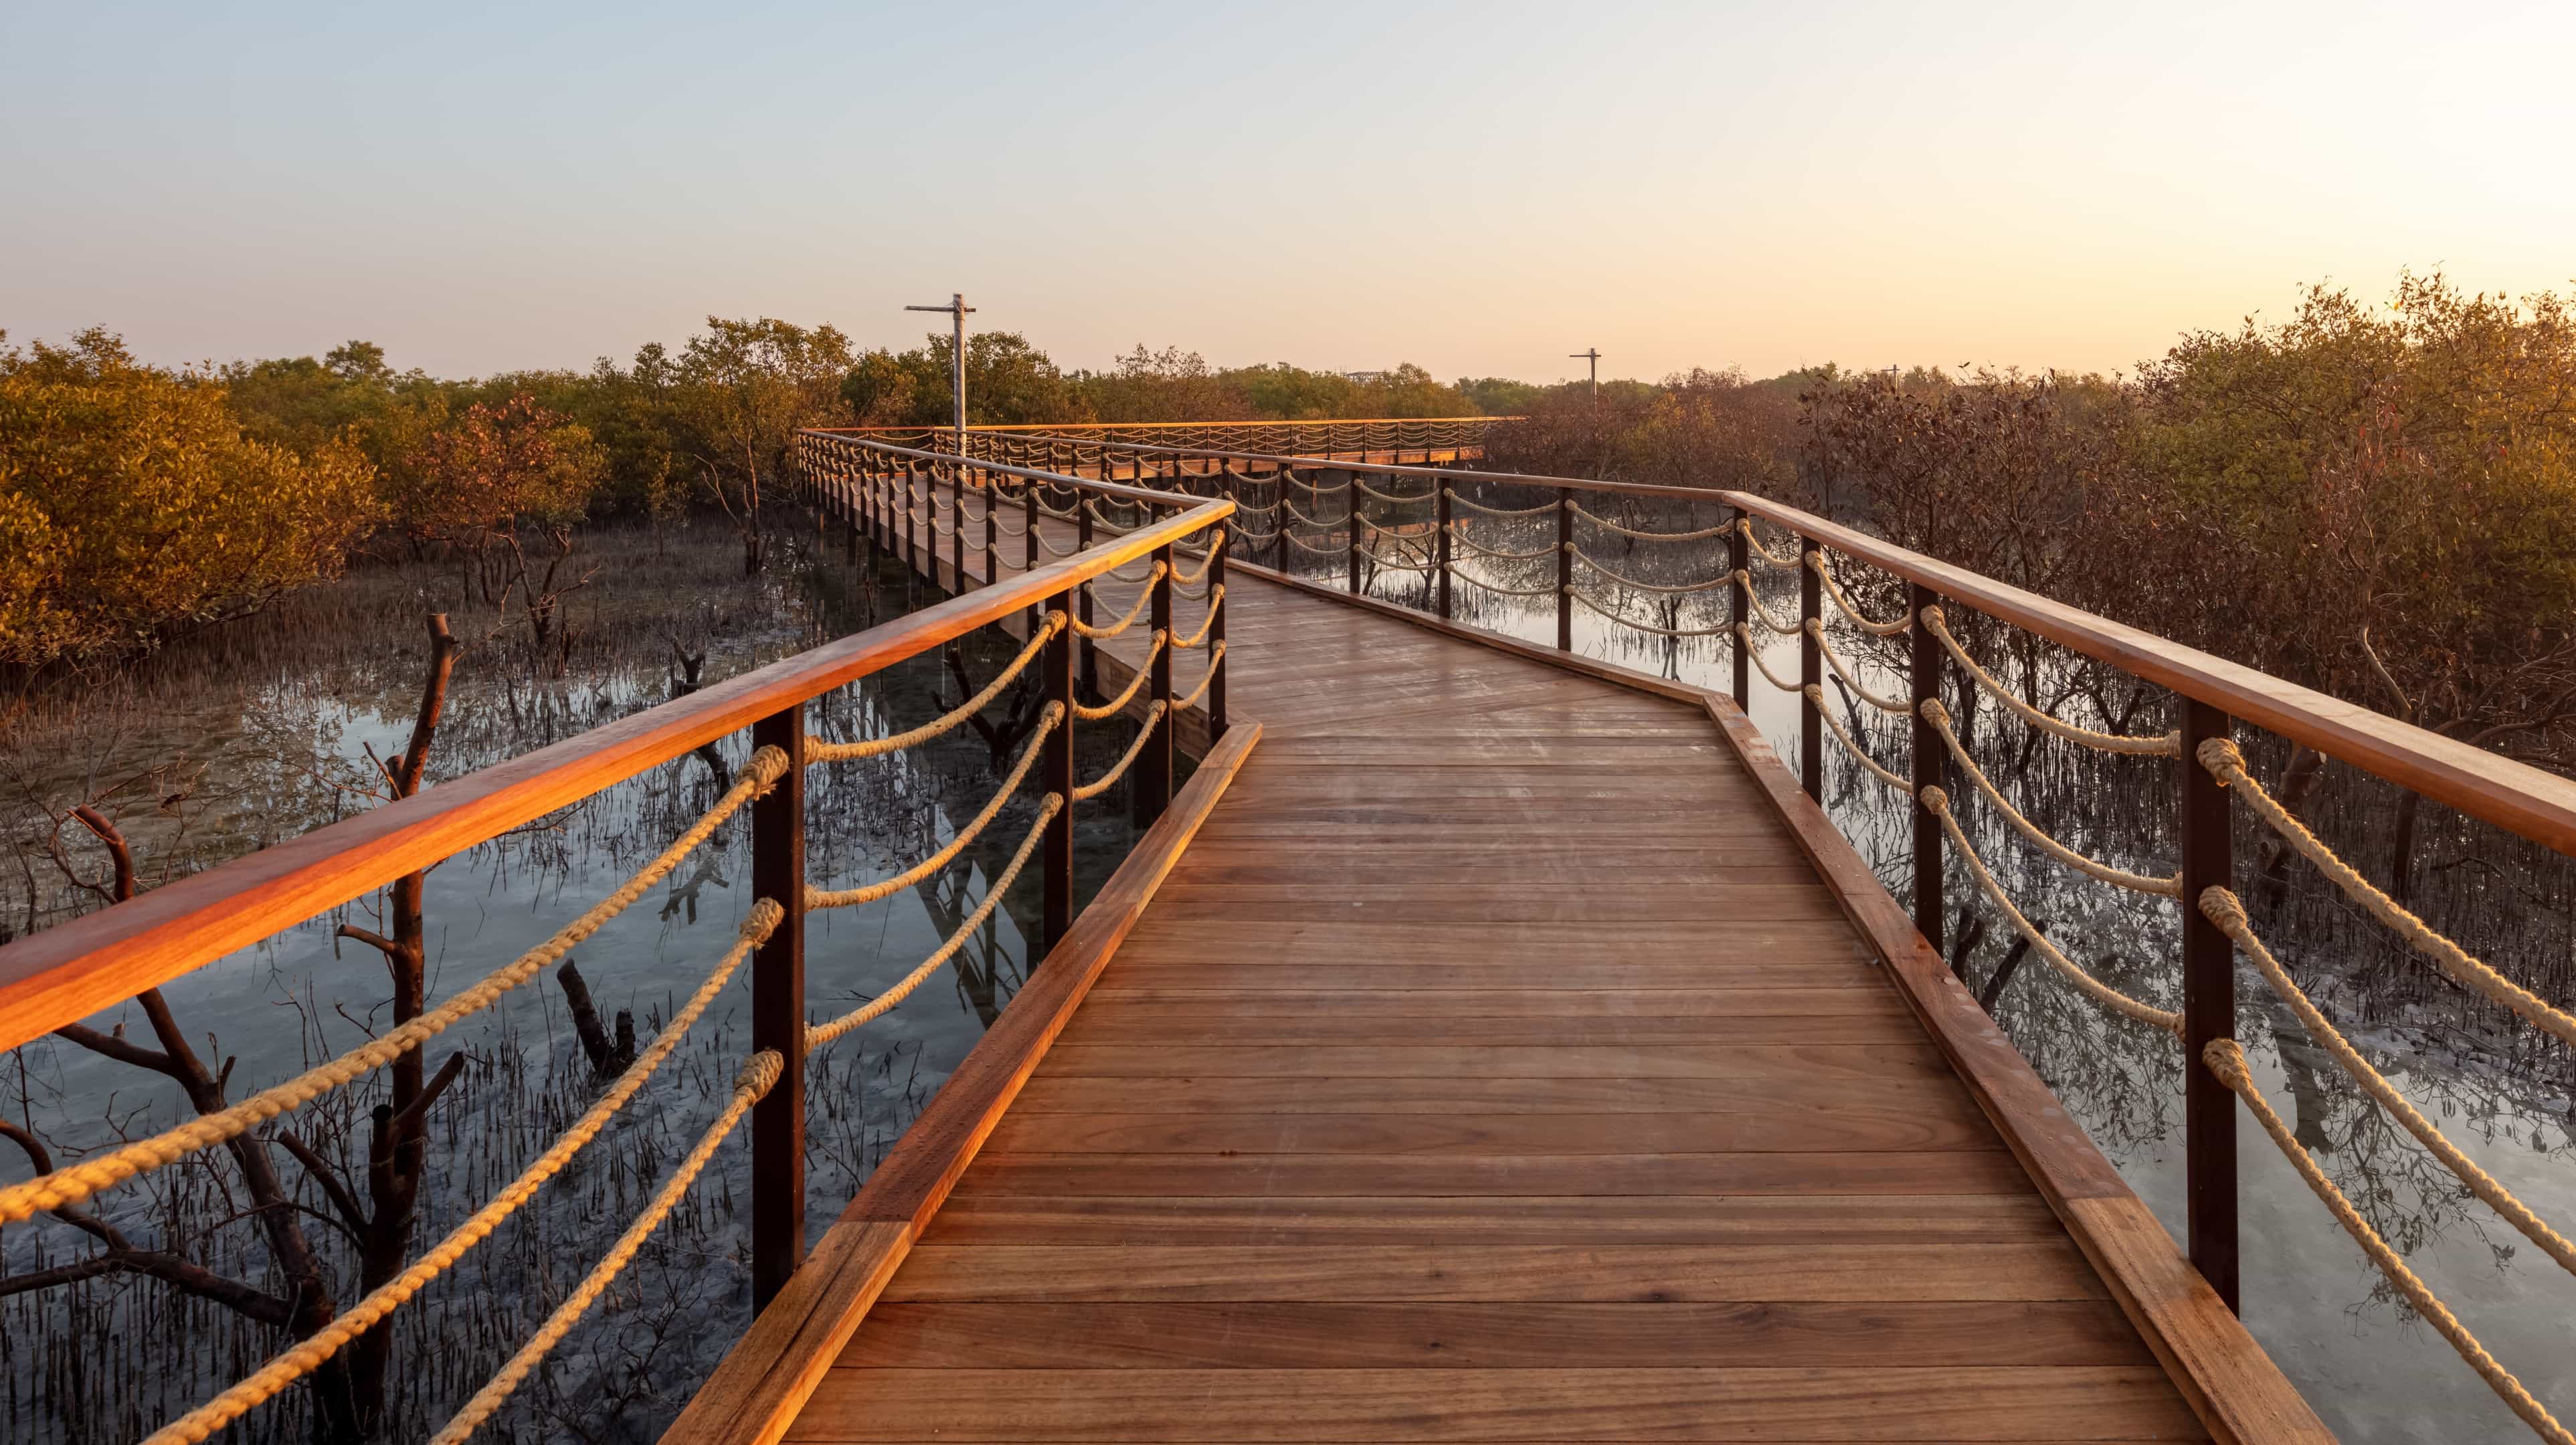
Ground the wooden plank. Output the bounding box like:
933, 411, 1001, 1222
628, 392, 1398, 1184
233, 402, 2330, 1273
1068, 987, 1911, 1016
881, 1242, 2110, 1303
787, 1366, 2205, 1442
1005, 1072, 1986, 1119
917, 1193, 2070, 1246
1040, 1043, 1954, 1080
980, 1108, 2004, 1155
838, 1299, 2158, 1369
666, 721, 1261, 1445
1091, 961, 1888, 991
949, 1151, 2041, 1197
1050, 1015, 1928, 1048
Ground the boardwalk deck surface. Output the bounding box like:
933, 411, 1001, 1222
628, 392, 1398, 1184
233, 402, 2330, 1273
774, 526, 2209, 1443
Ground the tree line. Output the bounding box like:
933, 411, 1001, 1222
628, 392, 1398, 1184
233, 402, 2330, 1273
0, 321, 1505, 670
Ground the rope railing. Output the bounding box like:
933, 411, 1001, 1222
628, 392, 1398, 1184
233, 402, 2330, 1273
808, 706, 1064, 907
1173, 644, 1226, 709
1805, 619, 1914, 715
0, 747, 790, 1224
1922, 700, 2180, 897
1448, 530, 1559, 563
1568, 504, 1734, 542
1564, 587, 1734, 638
808, 617, 1063, 765
1809, 552, 1913, 635
1073, 703, 1170, 801
1735, 623, 1804, 694
1570, 547, 1732, 594
1923, 606, 2182, 757
1734, 570, 1804, 636
1171, 591, 1224, 649
1737, 517, 1803, 570
2198, 737, 2576, 1048
1072, 644, 1165, 722
2205, 1038, 2576, 1445
1806, 685, 1915, 795
136, 897, 786, 1443
1069, 567, 1164, 638
1444, 488, 1560, 518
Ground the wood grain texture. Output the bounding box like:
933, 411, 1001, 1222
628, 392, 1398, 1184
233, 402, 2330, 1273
708, 526, 2296, 1445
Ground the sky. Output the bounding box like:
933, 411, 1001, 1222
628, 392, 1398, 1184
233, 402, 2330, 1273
4, 0, 2571, 386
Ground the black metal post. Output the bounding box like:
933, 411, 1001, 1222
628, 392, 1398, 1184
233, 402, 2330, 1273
981, 465, 997, 589
947, 461, 965, 591
748, 705, 806, 1313
1435, 480, 1453, 619
1208, 523, 1229, 740
2182, 699, 2240, 1313
1555, 488, 1574, 652
1275, 468, 1291, 573
1135, 541, 1175, 826
1799, 534, 1822, 799
1042, 589, 1075, 953
1730, 506, 1750, 710
1346, 471, 1362, 596
1910, 583, 1944, 953
1076, 504, 1099, 701
1023, 480, 1040, 634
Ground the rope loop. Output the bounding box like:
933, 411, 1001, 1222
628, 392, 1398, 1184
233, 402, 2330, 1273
1921, 607, 2182, 757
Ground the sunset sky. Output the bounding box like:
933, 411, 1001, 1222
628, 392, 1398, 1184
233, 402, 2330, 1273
5, 0, 2569, 385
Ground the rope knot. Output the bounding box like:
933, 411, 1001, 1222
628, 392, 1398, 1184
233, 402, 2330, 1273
2197, 735, 2245, 782
738, 896, 786, 944
740, 745, 792, 789
1920, 698, 1950, 727
1801, 683, 1823, 701
1919, 785, 1950, 813
1732, 568, 1750, 585
2202, 1036, 2251, 1087
2198, 884, 2248, 933
734, 1049, 786, 1099
1919, 603, 1947, 630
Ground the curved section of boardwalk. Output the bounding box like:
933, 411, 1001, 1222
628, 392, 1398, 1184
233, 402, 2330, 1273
778, 572, 2206, 1443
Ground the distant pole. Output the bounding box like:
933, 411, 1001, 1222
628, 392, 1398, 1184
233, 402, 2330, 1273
904, 292, 977, 443
1570, 348, 1601, 406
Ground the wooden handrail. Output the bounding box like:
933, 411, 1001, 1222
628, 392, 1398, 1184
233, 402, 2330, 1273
0, 496, 1230, 1055
996, 427, 2576, 860
820, 417, 1509, 434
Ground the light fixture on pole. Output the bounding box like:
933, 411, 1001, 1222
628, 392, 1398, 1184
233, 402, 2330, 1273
904, 293, 977, 438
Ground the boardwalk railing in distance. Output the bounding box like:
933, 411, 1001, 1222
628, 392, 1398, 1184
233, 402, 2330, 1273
939, 425, 2576, 1445
830, 415, 1506, 467
0, 453, 1231, 1443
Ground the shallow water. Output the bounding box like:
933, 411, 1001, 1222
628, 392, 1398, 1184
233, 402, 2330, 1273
0, 524, 1162, 1442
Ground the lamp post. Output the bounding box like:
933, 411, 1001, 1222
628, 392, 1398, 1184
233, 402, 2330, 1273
904, 293, 977, 440
1570, 347, 1601, 406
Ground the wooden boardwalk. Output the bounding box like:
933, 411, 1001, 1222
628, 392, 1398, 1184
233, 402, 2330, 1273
752, 547, 2213, 1442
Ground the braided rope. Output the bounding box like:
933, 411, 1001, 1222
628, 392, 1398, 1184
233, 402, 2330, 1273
1073, 704, 1168, 801
1805, 621, 1915, 715
806, 799, 1061, 1048
1171, 589, 1224, 648
1921, 701, 2181, 897
1808, 553, 1912, 635
1282, 497, 1338, 528
1734, 571, 1803, 636
427, 1050, 782, 1445
1735, 623, 1803, 694
1084, 554, 1158, 585
808, 706, 1062, 907
2200, 739, 2576, 1048
1568, 504, 1733, 542
807, 617, 1064, 765
2202, 887, 2576, 1278
2204, 1037, 2575, 1445
1924, 787, 2181, 1034
1083, 500, 1139, 535
1173, 644, 1224, 709
1445, 489, 1561, 518
1448, 531, 1559, 563
0, 752, 788, 1226
1353, 478, 1436, 505
1737, 518, 1802, 570
139, 899, 784, 1442
1570, 548, 1732, 594
1565, 587, 1734, 637
1171, 532, 1225, 585
1035, 496, 1080, 519
1034, 530, 1080, 557
1283, 531, 1348, 555
1454, 571, 1560, 598
1924, 607, 2183, 757
1805, 686, 1915, 795
1070, 568, 1164, 638
1073, 640, 1166, 722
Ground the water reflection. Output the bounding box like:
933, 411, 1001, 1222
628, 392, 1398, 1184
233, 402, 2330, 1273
0, 524, 1159, 1443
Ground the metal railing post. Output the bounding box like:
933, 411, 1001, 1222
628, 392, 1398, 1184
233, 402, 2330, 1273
1076, 504, 1099, 701
1023, 480, 1040, 634
2182, 700, 2240, 1313
1556, 489, 1574, 651
904, 461, 920, 572
949, 460, 965, 590
1135, 539, 1176, 825
748, 704, 806, 1313
1730, 506, 1750, 709
1208, 522, 1229, 740
981, 464, 997, 589
1799, 534, 1822, 798
1910, 583, 1944, 953
1346, 471, 1361, 596
1042, 589, 1075, 953
1275, 468, 1291, 573
1435, 481, 1453, 620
